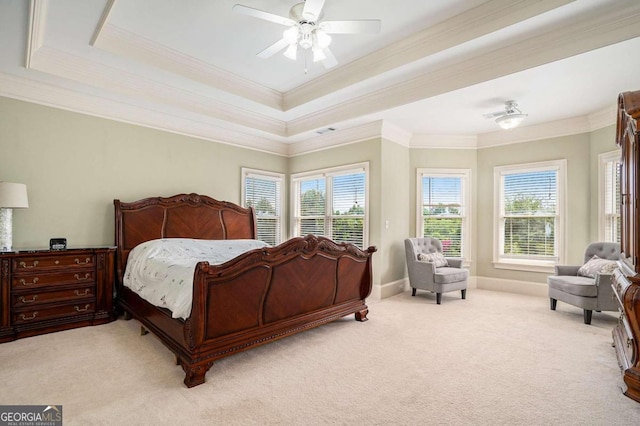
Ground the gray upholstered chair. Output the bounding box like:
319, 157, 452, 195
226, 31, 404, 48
404, 237, 468, 304
547, 242, 621, 324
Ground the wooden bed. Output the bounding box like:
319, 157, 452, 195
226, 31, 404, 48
114, 193, 376, 387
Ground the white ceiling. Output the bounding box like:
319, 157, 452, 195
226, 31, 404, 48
2, 0, 640, 156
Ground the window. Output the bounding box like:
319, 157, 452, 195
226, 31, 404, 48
242, 168, 284, 245
417, 169, 471, 259
292, 163, 368, 248
599, 150, 621, 243
494, 160, 566, 272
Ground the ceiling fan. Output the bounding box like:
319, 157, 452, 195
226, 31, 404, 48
483, 100, 528, 130
232, 0, 382, 69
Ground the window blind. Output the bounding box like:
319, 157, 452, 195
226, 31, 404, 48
422, 176, 464, 257
244, 172, 282, 245
502, 170, 557, 257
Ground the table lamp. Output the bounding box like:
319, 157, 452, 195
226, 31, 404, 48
0, 182, 29, 252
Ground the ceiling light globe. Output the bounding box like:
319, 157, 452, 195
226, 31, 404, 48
315, 29, 332, 48
283, 44, 298, 60
496, 113, 527, 130
299, 33, 313, 49
283, 26, 299, 44
312, 46, 326, 62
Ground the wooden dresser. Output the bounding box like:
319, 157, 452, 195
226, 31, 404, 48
0, 247, 116, 342
612, 90, 640, 402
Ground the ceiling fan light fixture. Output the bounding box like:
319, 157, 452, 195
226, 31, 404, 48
495, 113, 527, 130
315, 29, 331, 48
312, 46, 326, 62
283, 44, 298, 60
283, 26, 299, 44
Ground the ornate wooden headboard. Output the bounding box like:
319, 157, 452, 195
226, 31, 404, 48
114, 193, 257, 286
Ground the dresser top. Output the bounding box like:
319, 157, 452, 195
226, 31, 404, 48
0, 246, 116, 256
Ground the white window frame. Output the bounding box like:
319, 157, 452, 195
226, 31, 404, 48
493, 159, 567, 273
598, 150, 621, 243
290, 162, 369, 248
241, 168, 285, 245
416, 168, 471, 264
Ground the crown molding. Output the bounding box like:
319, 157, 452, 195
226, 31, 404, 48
381, 121, 412, 147
478, 116, 592, 148
285, 2, 640, 136
0, 69, 619, 158
25, 0, 48, 69
410, 134, 478, 149
588, 104, 616, 130
286, 121, 383, 157
0, 72, 289, 156
93, 22, 284, 111
29, 45, 288, 137
283, 0, 574, 111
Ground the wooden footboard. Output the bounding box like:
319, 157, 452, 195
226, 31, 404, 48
114, 194, 376, 388
182, 235, 375, 387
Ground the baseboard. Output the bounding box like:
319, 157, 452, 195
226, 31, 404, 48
372, 278, 408, 300
376, 275, 545, 300
475, 276, 547, 298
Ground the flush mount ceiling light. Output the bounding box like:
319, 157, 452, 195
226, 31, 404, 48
233, 0, 381, 69
483, 100, 528, 130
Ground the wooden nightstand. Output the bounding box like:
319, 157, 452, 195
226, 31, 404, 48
0, 247, 116, 342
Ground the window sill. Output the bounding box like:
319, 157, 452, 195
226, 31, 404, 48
492, 260, 555, 274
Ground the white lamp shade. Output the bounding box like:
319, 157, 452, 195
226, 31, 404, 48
496, 113, 527, 130
0, 182, 29, 208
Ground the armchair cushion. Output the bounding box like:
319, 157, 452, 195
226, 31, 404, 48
547, 275, 599, 297
434, 267, 469, 284
577, 255, 618, 278
417, 251, 448, 267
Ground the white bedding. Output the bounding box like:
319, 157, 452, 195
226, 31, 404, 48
123, 238, 268, 319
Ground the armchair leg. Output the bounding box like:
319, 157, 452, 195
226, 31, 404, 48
584, 310, 592, 325
436, 293, 442, 304
461, 289, 466, 300
550, 298, 557, 310
412, 288, 416, 297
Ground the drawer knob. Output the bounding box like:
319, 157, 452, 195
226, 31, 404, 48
74, 289, 90, 296
75, 258, 91, 265
18, 295, 38, 304
75, 304, 90, 312
18, 277, 39, 286
74, 273, 91, 281
20, 312, 38, 321
19, 260, 39, 269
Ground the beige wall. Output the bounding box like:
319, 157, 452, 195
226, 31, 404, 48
0, 97, 287, 248
0, 95, 622, 296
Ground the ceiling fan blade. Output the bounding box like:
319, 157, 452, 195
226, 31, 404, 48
257, 38, 290, 59
302, 0, 325, 21
320, 20, 382, 34
233, 4, 296, 26
321, 47, 338, 69
483, 111, 505, 119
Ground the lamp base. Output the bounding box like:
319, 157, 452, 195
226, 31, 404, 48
0, 208, 13, 252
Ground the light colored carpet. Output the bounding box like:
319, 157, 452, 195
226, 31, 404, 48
1, 289, 640, 425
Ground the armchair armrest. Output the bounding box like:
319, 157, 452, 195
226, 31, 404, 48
594, 273, 617, 309
554, 265, 580, 276
413, 260, 437, 275
446, 258, 464, 268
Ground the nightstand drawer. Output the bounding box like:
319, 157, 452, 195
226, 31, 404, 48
12, 254, 95, 271
12, 302, 96, 325
11, 271, 95, 289
0, 247, 115, 343
11, 286, 94, 308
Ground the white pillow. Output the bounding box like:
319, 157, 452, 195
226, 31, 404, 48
577, 255, 618, 278
417, 251, 448, 267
